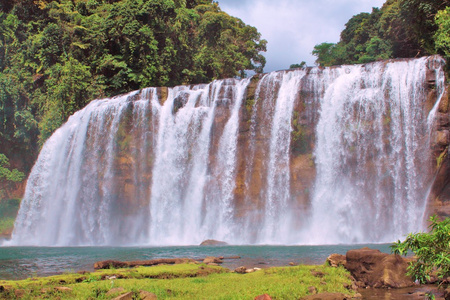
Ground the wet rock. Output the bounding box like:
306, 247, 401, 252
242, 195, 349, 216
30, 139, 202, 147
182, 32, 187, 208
200, 239, 228, 246
112, 292, 133, 300
254, 294, 272, 300
140, 290, 158, 299
345, 247, 414, 288
436, 130, 450, 146
106, 287, 125, 296
224, 255, 241, 259
203, 256, 223, 264
94, 258, 195, 269
235, 266, 247, 274
327, 253, 346, 267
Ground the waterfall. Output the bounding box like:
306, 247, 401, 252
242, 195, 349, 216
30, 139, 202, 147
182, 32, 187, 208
9, 56, 445, 246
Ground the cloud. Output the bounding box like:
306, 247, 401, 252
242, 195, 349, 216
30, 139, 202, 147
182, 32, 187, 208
218, 0, 386, 72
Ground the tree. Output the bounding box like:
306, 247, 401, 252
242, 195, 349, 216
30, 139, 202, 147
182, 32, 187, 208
391, 215, 450, 284
0, 153, 25, 199
289, 61, 306, 69
435, 7, 450, 59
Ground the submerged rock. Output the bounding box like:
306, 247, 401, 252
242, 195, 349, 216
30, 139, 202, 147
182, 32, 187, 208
200, 239, 228, 246
345, 247, 414, 288
203, 256, 223, 264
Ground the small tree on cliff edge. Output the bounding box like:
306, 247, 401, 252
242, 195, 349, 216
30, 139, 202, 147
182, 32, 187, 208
391, 215, 450, 284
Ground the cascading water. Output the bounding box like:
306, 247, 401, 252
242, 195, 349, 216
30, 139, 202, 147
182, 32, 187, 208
9, 56, 446, 246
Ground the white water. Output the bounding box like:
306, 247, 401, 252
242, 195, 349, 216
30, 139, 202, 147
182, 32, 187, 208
9, 57, 446, 246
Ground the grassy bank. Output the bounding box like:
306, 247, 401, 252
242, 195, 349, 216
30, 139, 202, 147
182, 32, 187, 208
0, 263, 354, 299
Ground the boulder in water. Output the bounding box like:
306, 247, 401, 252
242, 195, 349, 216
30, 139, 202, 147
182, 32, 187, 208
345, 247, 414, 288
200, 239, 228, 246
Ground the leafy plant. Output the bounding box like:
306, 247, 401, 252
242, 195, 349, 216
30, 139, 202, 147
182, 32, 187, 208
391, 215, 450, 284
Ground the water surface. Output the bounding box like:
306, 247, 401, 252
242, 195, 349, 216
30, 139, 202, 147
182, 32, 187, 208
0, 244, 391, 280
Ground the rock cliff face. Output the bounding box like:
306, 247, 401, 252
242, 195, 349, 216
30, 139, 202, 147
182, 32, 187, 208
9, 56, 449, 246
428, 83, 450, 219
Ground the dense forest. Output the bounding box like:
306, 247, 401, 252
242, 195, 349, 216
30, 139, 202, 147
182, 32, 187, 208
0, 0, 267, 199
312, 0, 450, 67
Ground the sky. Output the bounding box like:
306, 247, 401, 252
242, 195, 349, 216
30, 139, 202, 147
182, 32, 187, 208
218, 0, 387, 72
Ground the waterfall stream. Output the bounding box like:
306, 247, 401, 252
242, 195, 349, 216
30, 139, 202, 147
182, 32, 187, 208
9, 56, 445, 246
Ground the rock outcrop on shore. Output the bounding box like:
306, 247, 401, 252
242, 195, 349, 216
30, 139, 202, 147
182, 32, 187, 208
328, 247, 414, 289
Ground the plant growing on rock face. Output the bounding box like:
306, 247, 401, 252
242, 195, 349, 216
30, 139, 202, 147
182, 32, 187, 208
391, 215, 450, 284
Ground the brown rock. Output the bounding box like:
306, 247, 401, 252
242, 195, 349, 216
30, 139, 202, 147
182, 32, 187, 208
345, 247, 414, 288
94, 258, 195, 269
436, 130, 450, 146
235, 266, 247, 274
200, 239, 228, 246
444, 287, 450, 300
106, 287, 126, 296
254, 294, 272, 300
327, 253, 346, 267
140, 290, 158, 300
112, 292, 133, 300
14, 289, 25, 298
224, 255, 241, 259
311, 270, 325, 278
308, 286, 317, 295
203, 256, 223, 264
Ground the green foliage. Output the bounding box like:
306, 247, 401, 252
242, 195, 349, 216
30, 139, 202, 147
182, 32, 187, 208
435, 7, 450, 59
391, 215, 450, 284
0, 198, 21, 234
0, 0, 267, 172
311, 0, 450, 67
0, 154, 24, 183
290, 61, 306, 69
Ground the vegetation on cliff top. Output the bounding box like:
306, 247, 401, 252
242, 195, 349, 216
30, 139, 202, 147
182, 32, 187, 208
0, 0, 267, 198
312, 0, 450, 67
0, 263, 353, 299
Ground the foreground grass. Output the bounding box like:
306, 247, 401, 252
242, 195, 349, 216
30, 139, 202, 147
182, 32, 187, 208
0, 263, 354, 299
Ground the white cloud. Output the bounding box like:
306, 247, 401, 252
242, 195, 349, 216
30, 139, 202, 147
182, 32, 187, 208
219, 0, 386, 71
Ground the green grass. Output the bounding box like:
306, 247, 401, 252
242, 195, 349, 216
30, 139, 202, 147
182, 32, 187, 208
0, 263, 354, 299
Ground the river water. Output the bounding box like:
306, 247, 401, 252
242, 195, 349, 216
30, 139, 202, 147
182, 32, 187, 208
0, 244, 391, 280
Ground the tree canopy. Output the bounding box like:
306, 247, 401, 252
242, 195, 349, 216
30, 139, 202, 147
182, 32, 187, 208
312, 0, 450, 67
0, 0, 267, 190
